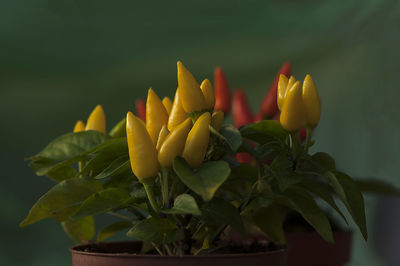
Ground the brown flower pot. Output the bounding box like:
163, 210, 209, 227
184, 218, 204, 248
286, 231, 352, 266
70, 241, 287, 266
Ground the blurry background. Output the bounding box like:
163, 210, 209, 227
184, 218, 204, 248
1, 0, 400, 265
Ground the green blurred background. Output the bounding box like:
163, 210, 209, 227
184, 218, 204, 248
1, 0, 400, 265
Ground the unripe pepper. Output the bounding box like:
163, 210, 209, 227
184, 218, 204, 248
158, 118, 192, 167
126, 111, 160, 179
146, 88, 169, 145
135, 99, 146, 122
232, 88, 254, 128
200, 79, 216, 110
177, 61, 206, 113
260, 62, 291, 118
302, 74, 321, 127
211, 111, 224, 132
162, 97, 172, 115
85, 105, 106, 133
214, 67, 231, 114
156, 125, 170, 151
73, 120, 85, 133
280, 81, 306, 131
168, 89, 188, 131
182, 112, 211, 168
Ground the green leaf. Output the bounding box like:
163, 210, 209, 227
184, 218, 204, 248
32, 131, 110, 161
251, 203, 290, 244
173, 157, 230, 201
95, 156, 130, 179
46, 165, 77, 182
284, 187, 334, 243
20, 178, 102, 227
240, 120, 287, 143
81, 138, 128, 177
126, 218, 179, 245
29, 131, 110, 177
97, 221, 133, 242
72, 188, 131, 219
312, 152, 336, 171
109, 118, 127, 138
298, 181, 348, 224
162, 194, 201, 216
201, 197, 245, 235
219, 124, 242, 152
61, 216, 95, 244
331, 171, 368, 240
268, 152, 302, 191
355, 179, 400, 196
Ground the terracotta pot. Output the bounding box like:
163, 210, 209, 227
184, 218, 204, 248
70, 241, 287, 266
286, 231, 352, 266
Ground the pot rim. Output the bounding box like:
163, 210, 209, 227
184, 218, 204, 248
70, 241, 287, 259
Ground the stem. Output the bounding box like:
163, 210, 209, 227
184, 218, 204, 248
164, 244, 173, 255
151, 242, 164, 256
304, 126, 313, 153
106, 212, 132, 221
143, 183, 159, 213
161, 167, 169, 208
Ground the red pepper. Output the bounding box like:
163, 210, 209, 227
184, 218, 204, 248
253, 112, 263, 123
232, 88, 254, 128
214, 67, 231, 114
135, 99, 146, 122
235, 152, 254, 163
260, 62, 292, 118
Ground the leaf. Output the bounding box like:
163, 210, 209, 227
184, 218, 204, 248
219, 124, 242, 152
72, 188, 131, 219
201, 197, 245, 235
97, 221, 133, 242
61, 216, 95, 244
173, 157, 230, 201
312, 152, 336, 171
126, 218, 179, 245
162, 194, 201, 216
46, 165, 77, 182
355, 179, 400, 196
240, 120, 287, 143
268, 152, 302, 191
283, 187, 334, 243
20, 178, 102, 227
252, 204, 290, 244
95, 156, 130, 179
81, 138, 128, 177
109, 118, 127, 138
32, 131, 110, 161
298, 181, 348, 224
332, 171, 368, 240
29, 131, 110, 176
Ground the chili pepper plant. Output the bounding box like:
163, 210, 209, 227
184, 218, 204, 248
21, 61, 368, 256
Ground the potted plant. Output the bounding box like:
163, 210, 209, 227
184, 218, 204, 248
21, 61, 289, 266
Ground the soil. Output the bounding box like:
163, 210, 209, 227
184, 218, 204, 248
77, 240, 281, 255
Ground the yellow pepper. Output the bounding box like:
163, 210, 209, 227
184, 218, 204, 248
167, 89, 188, 131
200, 79, 216, 110
158, 118, 192, 167
85, 105, 106, 133
182, 112, 211, 168
211, 111, 224, 132
280, 81, 306, 132
126, 111, 160, 179
277, 74, 289, 111
73, 120, 85, 133
162, 97, 172, 115
177, 61, 206, 113
302, 74, 321, 127
146, 88, 169, 145
156, 125, 170, 151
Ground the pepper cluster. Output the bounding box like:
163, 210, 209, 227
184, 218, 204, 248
127, 61, 224, 181
73, 105, 106, 134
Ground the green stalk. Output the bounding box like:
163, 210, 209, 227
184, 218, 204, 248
161, 167, 169, 208
143, 182, 159, 213
304, 126, 313, 153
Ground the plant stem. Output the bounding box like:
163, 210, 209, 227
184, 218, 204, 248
161, 167, 169, 208
164, 244, 173, 255
151, 242, 164, 255
304, 126, 313, 153
106, 212, 132, 221
143, 183, 159, 213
